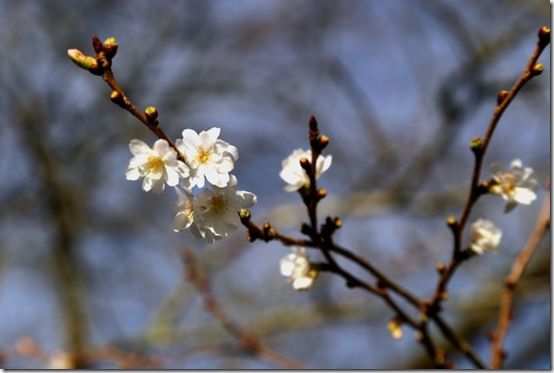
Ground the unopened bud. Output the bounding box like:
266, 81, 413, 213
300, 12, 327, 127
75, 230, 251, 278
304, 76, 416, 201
300, 223, 313, 236
299, 157, 311, 172
470, 136, 482, 153
110, 90, 124, 107
531, 62, 544, 76
446, 215, 457, 227
145, 106, 159, 125
538, 26, 551, 48
309, 115, 318, 131
67, 49, 99, 71
103, 37, 119, 59
333, 217, 342, 229
436, 262, 446, 274
497, 90, 509, 105
316, 188, 327, 199
239, 209, 251, 220
318, 135, 329, 150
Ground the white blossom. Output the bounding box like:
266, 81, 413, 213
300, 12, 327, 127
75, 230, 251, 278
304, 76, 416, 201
172, 188, 196, 232
490, 159, 538, 213
190, 176, 256, 243
126, 139, 190, 194
280, 247, 318, 290
470, 219, 502, 255
279, 149, 332, 192
176, 127, 238, 189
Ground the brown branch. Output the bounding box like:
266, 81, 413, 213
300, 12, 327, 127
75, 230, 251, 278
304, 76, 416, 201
429, 25, 550, 312
490, 193, 550, 368
181, 248, 305, 369
70, 36, 186, 163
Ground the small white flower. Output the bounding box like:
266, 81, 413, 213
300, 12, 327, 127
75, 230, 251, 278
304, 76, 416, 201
280, 247, 318, 290
176, 127, 238, 189
470, 219, 502, 255
126, 139, 190, 194
490, 159, 538, 213
193, 175, 256, 243
172, 188, 196, 232
279, 149, 332, 192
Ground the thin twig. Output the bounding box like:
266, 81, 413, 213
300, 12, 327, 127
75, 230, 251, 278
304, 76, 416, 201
429, 26, 550, 311
181, 248, 306, 369
490, 193, 550, 368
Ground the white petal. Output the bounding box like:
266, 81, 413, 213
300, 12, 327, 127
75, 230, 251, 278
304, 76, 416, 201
142, 177, 153, 192
165, 165, 180, 186
510, 159, 522, 169
236, 191, 257, 208
129, 139, 151, 156
205, 168, 228, 187
181, 129, 201, 149
126, 167, 141, 180
153, 139, 170, 155
150, 179, 165, 194
513, 188, 537, 205
172, 211, 193, 231
292, 277, 314, 290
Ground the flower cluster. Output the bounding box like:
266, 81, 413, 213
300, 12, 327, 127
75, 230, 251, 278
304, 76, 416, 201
279, 149, 332, 192
467, 159, 538, 255
490, 158, 538, 213
470, 218, 502, 255
127, 128, 256, 243
280, 247, 318, 290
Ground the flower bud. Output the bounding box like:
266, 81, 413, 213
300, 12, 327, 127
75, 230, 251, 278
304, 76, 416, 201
538, 26, 551, 48
145, 106, 159, 126
446, 215, 457, 227
103, 36, 119, 59
299, 157, 311, 173
387, 318, 403, 340
110, 90, 125, 107
470, 136, 482, 153
317, 135, 329, 150
497, 90, 509, 105
300, 223, 313, 236
239, 209, 251, 220
531, 62, 544, 76
316, 188, 327, 200
67, 49, 99, 71
309, 115, 318, 131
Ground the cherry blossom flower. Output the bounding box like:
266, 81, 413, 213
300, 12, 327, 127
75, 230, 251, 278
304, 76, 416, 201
279, 149, 332, 192
172, 188, 196, 232
470, 218, 502, 255
280, 247, 318, 290
176, 127, 238, 189
490, 159, 538, 213
126, 139, 189, 194
183, 176, 256, 243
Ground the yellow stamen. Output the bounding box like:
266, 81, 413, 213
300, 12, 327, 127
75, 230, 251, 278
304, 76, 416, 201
196, 148, 213, 165
145, 156, 164, 173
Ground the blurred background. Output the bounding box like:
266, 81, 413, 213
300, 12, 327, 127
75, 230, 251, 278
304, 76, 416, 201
0, 0, 550, 369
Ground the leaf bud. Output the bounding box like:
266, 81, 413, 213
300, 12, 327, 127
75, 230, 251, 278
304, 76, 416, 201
496, 90, 509, 105
103, 36, 119, 59
67, 49, 99, 71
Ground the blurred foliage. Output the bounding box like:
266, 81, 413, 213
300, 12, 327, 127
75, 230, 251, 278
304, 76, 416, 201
0, 0, 550, 369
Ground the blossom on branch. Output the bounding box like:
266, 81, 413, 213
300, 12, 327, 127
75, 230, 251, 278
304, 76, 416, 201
126, 139, 189, 194
280, 247, 318, 290
176, 127, 238, 189
279, 149, 332, 192
490, 159, 538, 213
470, 219, 502, 255
173, 176, 256, 243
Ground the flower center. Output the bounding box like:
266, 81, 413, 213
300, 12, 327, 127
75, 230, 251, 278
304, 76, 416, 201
145, 156, 164, 173
500, 173, 516, 195
196, 148, 213, 165
209, 195, 228, 215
